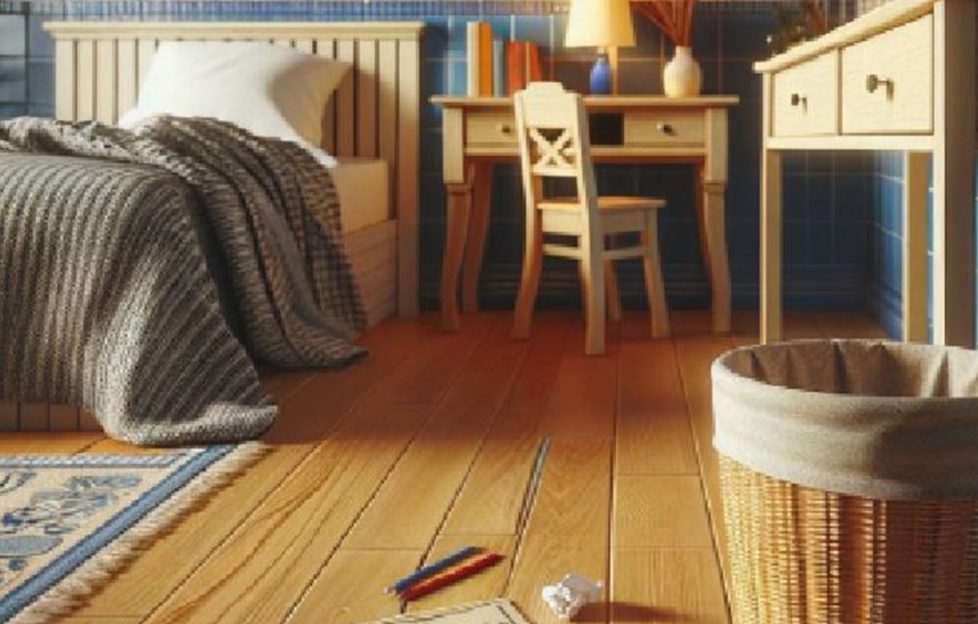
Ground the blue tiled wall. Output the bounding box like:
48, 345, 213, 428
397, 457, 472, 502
867, 155, 978, 342
868, 153, 911, 339
0, 1, 874, 312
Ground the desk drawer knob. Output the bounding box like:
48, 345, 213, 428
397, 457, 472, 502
790, 93, 807, 107
656, 122, 675, 135
865, 73, 893, 95
497, 123, 513, 135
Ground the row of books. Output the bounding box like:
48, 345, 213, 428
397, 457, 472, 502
466, 22, 543, 97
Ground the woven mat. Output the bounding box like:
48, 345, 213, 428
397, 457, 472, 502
0, 443, 265, 623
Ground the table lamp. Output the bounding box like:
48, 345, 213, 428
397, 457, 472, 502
564, 0, 636, 95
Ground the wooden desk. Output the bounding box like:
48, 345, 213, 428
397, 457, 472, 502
431, 95, 740, 333
755, 0, 976, 346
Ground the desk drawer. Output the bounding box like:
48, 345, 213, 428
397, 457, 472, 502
841, 13, 932, 134
624, 111, 705, 147
772, 51, 839, 137
466, 111, 517, 146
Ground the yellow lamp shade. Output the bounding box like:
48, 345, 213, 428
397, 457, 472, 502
564, 0, 636, 48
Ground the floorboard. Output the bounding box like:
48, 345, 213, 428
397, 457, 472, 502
3, 310, 887, 624
74, 318, 430, 619
506, 435, 613, 623
616, 319, 698, 476
0, 432, 103, 453
142, 316, 494, 624
343, 319, 529, 550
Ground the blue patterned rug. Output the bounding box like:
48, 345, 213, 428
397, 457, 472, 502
0, 443, 265, 623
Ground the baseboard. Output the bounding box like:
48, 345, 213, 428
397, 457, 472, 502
420, 261, 871, 312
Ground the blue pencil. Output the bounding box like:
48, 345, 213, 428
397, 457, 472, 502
384, 545, 481, 595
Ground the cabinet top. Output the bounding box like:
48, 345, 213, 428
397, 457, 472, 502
754, 0, 934, 73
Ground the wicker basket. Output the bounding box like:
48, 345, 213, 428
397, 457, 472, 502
712, 340, 978, 624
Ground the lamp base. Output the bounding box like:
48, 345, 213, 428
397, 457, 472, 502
589, 55, 612, 95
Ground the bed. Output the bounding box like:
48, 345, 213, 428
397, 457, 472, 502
0, 21, 422, 433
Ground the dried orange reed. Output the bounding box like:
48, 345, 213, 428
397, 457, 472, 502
633, 0, 697, 46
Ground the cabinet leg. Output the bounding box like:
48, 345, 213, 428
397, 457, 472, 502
761, 149, 783, 344
903, 151, 929, 343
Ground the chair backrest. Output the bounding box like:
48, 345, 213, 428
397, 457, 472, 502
513, 83, 599, 225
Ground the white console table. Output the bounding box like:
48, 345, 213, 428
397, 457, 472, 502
755, 0, 976, 346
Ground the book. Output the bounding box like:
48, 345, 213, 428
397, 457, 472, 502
492, 37, 506, 97
506, 41, 544, 95
478, 22, 493, 96
507, 40, 525, 96
465, 22, 480, 96
526, 42, 542, 82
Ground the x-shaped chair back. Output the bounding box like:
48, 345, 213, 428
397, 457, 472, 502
514, 82, 599, 213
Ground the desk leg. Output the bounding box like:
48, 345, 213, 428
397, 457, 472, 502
441, 166, 475, 331
462, 163, 494, 313
761, 149, 783, 344
698, 175, 732, 334
903, 151, 929, 343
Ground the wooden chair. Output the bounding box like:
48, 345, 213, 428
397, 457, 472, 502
512, 82, 670, 355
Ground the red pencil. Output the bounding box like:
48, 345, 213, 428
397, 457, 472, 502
399, 552, 504, 602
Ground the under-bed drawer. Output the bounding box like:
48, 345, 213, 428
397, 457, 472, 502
772, 51, 839, 137
841, 13, 933, 134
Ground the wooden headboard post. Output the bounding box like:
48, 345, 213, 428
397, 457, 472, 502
44, 21, 423, 318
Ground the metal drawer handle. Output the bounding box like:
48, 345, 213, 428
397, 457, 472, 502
865, 73, 893, 95
497, 123, 513, 135
790, 93, 807, 107
656, 122, 675, 135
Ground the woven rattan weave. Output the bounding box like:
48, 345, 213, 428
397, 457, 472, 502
720, 455, 978, 623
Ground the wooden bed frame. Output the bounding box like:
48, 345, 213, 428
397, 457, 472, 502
1, 21, 422, 432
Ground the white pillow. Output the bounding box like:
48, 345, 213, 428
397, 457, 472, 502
119, 41, 349, 150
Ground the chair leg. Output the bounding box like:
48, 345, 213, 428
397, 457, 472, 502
642, 212, 670, 338
605, 236, 622, 323
513, 214, 544, 339
580, 238, 606, 355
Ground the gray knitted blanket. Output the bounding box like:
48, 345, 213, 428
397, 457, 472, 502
0, 116, 366, 445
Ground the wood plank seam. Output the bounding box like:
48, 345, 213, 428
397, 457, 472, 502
137, 326, 434, 623
396, 332, 535, 614
605, 332, 623, 624
501, 323, 621, 602
400, 337, 545, 608
279, 317, 504, 621
669, 336, 733, 621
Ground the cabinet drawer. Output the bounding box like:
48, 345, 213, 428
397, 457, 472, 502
466, 111, 517, 146
772, 51, 839, 137
841, 13, 932, 134
624, 111, 705, 147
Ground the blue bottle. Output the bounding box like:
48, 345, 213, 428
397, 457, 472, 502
589, 55, 612, 95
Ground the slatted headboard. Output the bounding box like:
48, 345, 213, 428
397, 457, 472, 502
44, 20, 422, 317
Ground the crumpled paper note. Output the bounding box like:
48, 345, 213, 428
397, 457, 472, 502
541, 573, 604, 620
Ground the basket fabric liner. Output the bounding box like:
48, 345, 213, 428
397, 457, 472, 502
712, 339, 978, 500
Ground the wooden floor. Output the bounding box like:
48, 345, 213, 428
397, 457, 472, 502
8, 310, 886, 624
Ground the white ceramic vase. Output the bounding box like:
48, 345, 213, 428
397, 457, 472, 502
663, 46, 702, 97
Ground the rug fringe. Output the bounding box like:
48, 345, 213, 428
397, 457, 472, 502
11, 441, 271, 624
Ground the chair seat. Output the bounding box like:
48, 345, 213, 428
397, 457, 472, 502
538, 195, 667, 212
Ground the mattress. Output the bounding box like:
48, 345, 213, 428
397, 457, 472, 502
329, 157, 390, 233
